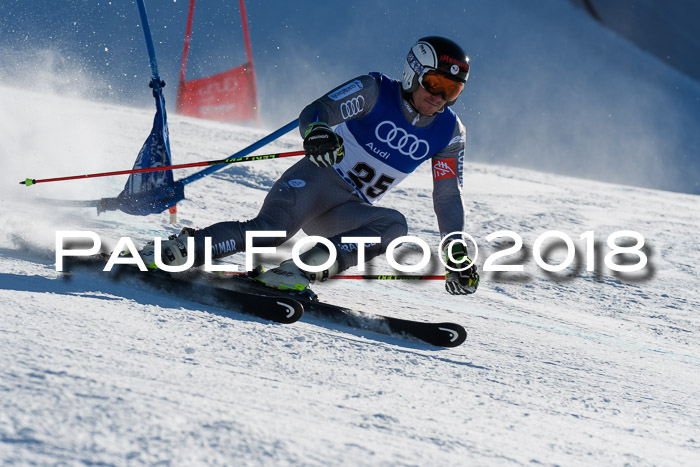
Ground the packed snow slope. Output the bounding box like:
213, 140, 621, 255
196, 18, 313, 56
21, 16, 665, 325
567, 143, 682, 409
1, 84, 700, 465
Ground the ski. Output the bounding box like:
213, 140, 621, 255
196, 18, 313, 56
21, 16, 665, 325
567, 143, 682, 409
208, 272, 467, 348
62, 256, 465, 346
64, 257, 303, 324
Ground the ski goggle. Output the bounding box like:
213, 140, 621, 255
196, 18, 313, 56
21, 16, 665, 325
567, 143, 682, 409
419, 70, 464, 102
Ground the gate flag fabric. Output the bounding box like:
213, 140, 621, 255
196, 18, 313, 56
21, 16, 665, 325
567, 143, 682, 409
96, 0, 185, 215
97, 82, 185, 215
176, 64, 258, 121
176, 0, 260, 123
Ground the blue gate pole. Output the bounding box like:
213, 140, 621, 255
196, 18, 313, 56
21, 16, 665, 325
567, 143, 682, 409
135, 0, 163, 88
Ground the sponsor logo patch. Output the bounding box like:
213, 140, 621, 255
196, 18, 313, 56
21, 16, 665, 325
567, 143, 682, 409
440, 54, 469, 73
328, 80, 364, 101
340, 95, 365, 119
449, 134, 466, 146
213, 239, 237, 256
433, 159, 458, 180
375, 120, 431, 160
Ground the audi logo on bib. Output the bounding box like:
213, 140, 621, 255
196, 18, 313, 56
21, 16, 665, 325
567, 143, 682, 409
340, 96, 365, 120
375, 121, 430, 160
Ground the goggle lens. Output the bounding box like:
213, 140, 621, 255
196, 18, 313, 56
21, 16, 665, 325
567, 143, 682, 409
419, 70, 464, 102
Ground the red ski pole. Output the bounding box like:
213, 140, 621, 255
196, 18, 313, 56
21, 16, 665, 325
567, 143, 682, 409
19, 150, 305, 186
330, 275, 444, 280
219, 272, 444, 281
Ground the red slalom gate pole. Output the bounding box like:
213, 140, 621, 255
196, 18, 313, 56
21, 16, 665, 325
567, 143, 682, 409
19, 150, 305, 186
176, 0, 196, 113
238, 0, 261, 126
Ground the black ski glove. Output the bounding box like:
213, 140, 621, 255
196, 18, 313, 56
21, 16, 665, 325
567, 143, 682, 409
443, 240, 479, 295
303, 122, 345, 168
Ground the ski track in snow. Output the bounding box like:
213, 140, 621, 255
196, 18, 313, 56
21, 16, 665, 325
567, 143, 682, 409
2, 86, 700, 464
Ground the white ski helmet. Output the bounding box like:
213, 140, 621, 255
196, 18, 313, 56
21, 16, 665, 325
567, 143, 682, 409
401, 36, 470, 104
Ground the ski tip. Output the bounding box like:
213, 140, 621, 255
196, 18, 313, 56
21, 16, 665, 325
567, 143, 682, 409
436, 323, 467, 347
274, 299, 304, 324
237, 294, 304, 324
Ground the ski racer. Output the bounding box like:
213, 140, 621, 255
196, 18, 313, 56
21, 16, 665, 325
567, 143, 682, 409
140, 36, 480, 296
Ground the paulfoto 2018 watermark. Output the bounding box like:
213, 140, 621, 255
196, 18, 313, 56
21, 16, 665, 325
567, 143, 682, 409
54, 230, 649, 274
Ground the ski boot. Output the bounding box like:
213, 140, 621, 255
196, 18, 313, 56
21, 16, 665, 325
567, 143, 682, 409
137, 227, 196, 269
254, 244, 339, 299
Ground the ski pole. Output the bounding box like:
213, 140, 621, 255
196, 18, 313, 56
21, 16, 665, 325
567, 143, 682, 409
330, 275, 444, 280
179, 119, 299, 186
219, 272, 444, 280
19, 150, 305, 186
